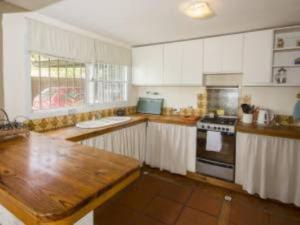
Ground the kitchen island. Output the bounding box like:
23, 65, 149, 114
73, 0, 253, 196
0, 133, 140, 225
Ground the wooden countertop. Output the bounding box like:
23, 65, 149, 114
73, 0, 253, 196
0, 133, 140, 224
46, 114, 199, 142
144, 114, 200, 127
237, 122, 300, 140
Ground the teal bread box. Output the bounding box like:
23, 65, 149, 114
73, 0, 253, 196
137, 97, 164, 115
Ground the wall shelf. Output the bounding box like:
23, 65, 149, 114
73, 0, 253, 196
273, 47, 300, 52
272, 65, 300, 68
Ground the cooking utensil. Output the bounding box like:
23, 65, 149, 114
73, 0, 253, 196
241, 104, 254, 114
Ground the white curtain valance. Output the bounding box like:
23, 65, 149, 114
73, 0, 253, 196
94, 40, 131, 65
28, 19, 132, 65
28, 20, 95, 62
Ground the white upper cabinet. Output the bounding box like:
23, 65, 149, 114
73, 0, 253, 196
132, 45, 163, 85
182, 39, 203, 85
203, 37, 223, 73
203, 34, 244, 74
222, 34, 244, 73
163, 42, 183, 84
243, 30, 273, 85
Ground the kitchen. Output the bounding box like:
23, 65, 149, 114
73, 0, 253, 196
0, 0, 300, 225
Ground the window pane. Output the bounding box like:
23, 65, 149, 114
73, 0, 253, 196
31, 53, 86, 111
89, 63, 128, 105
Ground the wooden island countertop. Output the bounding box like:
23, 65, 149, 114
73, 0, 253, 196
46, 114, 200, 142
0, 133, 140, 225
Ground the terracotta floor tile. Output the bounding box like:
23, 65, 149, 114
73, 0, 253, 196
132, 175, 168, 195
158, 182, 194, 204
144, 196, 183, 225
117, 187, 155, 211
229, 199, 269, 225
268, 214, 300, 225
175, 207, 218, 225
186, 186, 224, 216
131, 214, 166, 225
265, 201, 300, 220
94, 201, 135, 225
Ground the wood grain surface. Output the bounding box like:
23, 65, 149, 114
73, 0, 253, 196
0, 133, 140, 224
237, 122, 300, 140
46, 115, 199, 142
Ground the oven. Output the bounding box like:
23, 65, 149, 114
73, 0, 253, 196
196, 128, 236, 182
196, 87, 239, 182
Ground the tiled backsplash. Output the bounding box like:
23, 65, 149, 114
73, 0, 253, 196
26, 106, 137, 132
27, 89, 298, 132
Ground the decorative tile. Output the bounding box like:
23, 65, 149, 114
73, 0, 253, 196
27, 106, 137, 132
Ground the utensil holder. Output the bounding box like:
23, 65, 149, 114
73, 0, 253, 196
242, 113, 253, 124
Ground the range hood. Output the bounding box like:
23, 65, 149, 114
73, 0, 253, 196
204, 74, 242, 87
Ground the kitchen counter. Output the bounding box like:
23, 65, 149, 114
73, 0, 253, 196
0, 132, 140, 225
236, 122, 300, 140
46, 114, 200, 142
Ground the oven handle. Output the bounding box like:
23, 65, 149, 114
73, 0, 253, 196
197, 158, 234, 169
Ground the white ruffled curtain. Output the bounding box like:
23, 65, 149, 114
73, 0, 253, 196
28, 20, 95, 62
146, 122, 196, 175
94, 40, 131, 65
28, 19, 131, 65
81, 123, 146, 162
236, 132, 300, 206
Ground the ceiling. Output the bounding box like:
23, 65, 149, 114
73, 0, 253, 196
6, 0, 300, 46
4, 0, 62, 10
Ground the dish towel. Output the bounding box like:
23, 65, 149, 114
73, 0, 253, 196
206, 131, 222, 152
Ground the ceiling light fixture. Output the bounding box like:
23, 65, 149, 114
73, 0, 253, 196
179, 0, 214, 19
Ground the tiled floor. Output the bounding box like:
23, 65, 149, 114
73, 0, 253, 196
94, 170, 300, 225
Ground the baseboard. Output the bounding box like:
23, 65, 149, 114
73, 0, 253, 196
187, 171, 245, 193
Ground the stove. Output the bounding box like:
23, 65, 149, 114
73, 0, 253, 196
197, 116, 237, 134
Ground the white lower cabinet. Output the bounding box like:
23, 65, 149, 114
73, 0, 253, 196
236, 132, 300, 206
81, 123, 147, 163
145, 122, 196, 175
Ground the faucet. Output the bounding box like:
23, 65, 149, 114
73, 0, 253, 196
94, 112, 102, 120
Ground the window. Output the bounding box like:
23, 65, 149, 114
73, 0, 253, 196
30, 53, 86, 111
30, 53, 128, 112
88, 64, 128, 105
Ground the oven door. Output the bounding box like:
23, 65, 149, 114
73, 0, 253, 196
197, 129, 235, 165
196, 129, 235, 181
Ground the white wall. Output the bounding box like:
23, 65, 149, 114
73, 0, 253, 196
133, 85, 300, 115
133, 86, 205, 109
242, 87, 299, 115
2, 12, 134, 119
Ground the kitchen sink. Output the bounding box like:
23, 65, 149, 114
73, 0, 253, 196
76, 116, 131, 129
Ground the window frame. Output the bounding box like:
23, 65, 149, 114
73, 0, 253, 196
26, 53, 130, 119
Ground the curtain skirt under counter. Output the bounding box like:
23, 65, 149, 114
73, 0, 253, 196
145, 122, 196, 175
236, 132, 300, 206
81, 123, 147, 163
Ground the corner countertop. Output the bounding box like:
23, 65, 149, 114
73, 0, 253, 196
236, 122, 300, 140
0, 132, 140, 224
46, 114, 200, 142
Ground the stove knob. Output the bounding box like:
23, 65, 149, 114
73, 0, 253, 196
222, 128, 225, 131
226, 128, 229, 131
202, 125, 205, 129
207, 125, 210, 129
